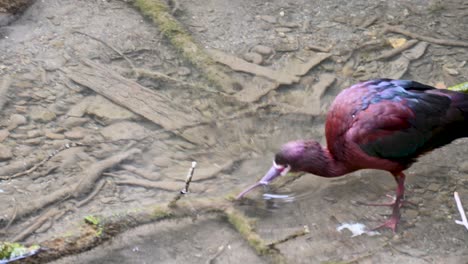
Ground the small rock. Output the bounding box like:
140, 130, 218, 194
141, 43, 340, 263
0, 144, 12, 160
14, 105, 28, 113
0, 129, 9, 142
252, 45, 273, 55
63, 117, 88, 128
24, 137, 42, 145
43, 55, 66, 71
64, 128, 85, 139
100, 197, 117, 204
258, 15, 277, 24
29, 106, 56, 123
405, 209, 419, 219
460, 161, 468, 172
273, 37, 299, 52
443, 65, 459, 76
275, 27, 293, 33
177, 67, 191, 76
100, 121, 148, 141
243, 52, 263, 64
86, 95, 137, 124
427, 183, 441, 192
279, 21, 300, 28
32, 90, 51, 99
8, 114, 27, 129
45, 131, 65, 140
67, 99, 90, 117
27, 130, 42, 138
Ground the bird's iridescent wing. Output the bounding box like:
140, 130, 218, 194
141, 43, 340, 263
347, 80, 465, 161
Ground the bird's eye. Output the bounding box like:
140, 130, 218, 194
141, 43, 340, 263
273, 160, 290, 175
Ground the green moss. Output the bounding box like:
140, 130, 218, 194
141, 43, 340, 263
0, 242, 40, 261
132, 0, 234, 92
150, 205, 173, 219
84, 215, 103, 237
84, 215, 100, 226
225, 209, 270, 255
448, 82, 468, 93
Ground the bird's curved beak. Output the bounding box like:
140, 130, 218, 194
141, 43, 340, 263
236, 162, 289, 199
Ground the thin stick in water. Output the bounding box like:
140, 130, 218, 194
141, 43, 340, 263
181, 161, 197, 194
454, 192, 468, 231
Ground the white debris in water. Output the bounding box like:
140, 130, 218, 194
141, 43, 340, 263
336, 223, 380, 237
263, 193, 295, 202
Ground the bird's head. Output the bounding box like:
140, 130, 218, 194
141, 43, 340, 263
236, 140, 324, 199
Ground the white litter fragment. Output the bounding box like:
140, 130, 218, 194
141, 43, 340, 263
337, 222, 380, 237
454, 192, 468, 231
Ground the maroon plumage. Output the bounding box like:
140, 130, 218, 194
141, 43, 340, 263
237, 79, 468, 232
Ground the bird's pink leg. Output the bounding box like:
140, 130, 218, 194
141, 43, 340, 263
357, 172, 414, 208
372, 172, 406, 232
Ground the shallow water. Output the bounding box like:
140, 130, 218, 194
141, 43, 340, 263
0, 0, 468, 263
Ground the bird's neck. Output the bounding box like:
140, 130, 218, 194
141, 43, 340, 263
302, 146, 351, 178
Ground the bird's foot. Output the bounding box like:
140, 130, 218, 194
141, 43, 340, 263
358, 194, 416, 208
372, 215, 400, 233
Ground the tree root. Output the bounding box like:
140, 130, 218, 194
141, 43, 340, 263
2, 142, 88, 180
131, 0, 238, 93
76, 180, 107, 208
266, 226, 310, 248
72, 31, 139, 78
383, 24, 468, 48
12, 208, 62, 242
73, 148, 141, 197
0, 148, 141, 227
373, 39, 419, 61
21, 164, 308, 263
24, 195, 293, 264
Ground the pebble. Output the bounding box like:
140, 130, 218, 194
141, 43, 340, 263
273, 37, 299, 51
64, 128, 85, 139
258, 15, 277, 24
29, 106, 56, 123
45, 131, 65, 140
275, 27, 293, 33
63, 117, 88, 128
177, 67, 191, 76
14, 105, 28, 113
0, 129, 9, 142
32, 90, 51, 99
86, 95, 137, 124
405, 209, 419, 219
427, 183, 441, 192
459, 161, 468, 172
243, 52, 263, 64
43, 55, 66, 71
279, 22, 300, 28
100, 121, 148, 141
0, 144, 12, 160
8, 114, 27, 129
443, 65, 459, 76
67, 99, 90, 117
27, 130, 42, 138
252, 45, 273, 55
24, 137, 42, 145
